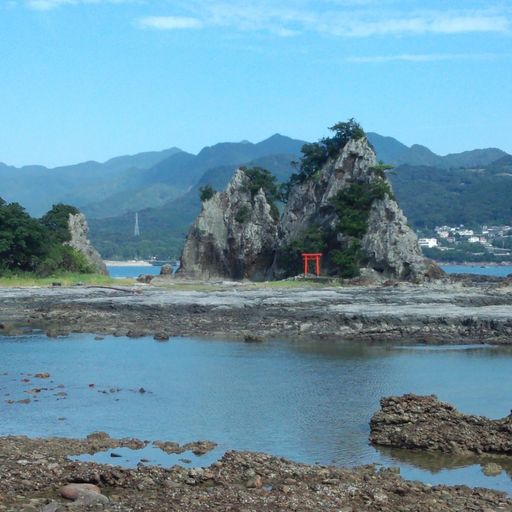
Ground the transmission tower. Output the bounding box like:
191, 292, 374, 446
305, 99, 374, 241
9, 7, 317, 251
134, 212, 140, 237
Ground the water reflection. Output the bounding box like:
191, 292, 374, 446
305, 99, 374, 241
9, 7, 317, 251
376, 445, 512, 476
1, 335, 512, 493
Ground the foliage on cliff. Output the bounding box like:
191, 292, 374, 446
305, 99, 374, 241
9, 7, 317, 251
0, 199, 93, 276
289, 119, 365, 186
240, 166, 282, 221
281, 180, 393, 278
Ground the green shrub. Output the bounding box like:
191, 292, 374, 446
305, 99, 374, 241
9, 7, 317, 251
369, 161, 394, 180
199, 185, 215, 202
279, 225, 328, 273
330, 180, 393, 238
287, 118, 366, 187
329, 241, 365, 278
241, 167, 282, 221
0, 197, 95, 277
36, 246, 93, 277
235, 205, 251, 224
40, 203, 79, 243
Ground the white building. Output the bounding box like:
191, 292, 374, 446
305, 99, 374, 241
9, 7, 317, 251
418, 238, 438, 248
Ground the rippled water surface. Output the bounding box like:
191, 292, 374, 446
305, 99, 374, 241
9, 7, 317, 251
1, 335, 512, 493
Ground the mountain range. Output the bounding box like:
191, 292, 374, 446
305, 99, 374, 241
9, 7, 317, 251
1, 132, 510, 259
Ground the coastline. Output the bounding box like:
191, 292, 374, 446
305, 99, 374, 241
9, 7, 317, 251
104, 260, 152, 267
0, 433, 509, 511
1, 277, 512, 344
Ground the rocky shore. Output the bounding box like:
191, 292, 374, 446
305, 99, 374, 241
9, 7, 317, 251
370, 394, 512, 455
1, 278, 512, 343
0, 434, 511, 511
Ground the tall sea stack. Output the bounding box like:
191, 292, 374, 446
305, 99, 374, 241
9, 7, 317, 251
67, 213, 108, 275
179, 169, 279, 280
273, 135, 439, 281
180, 121, 441, 282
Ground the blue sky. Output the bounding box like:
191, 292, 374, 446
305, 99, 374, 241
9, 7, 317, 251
1, 0, 511, 167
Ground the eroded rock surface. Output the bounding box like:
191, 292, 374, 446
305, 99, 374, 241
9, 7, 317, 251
370, 394, 512, 455
180, 169, 278, 280
0, 434, 510, 511
274, 137, 437, 281
2, 280, 512, 343
66, 213, 108, 275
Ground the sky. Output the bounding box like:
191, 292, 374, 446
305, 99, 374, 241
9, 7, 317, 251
1, 0, 511, 167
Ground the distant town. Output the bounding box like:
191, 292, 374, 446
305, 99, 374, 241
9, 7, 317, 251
419, 225, 512, 262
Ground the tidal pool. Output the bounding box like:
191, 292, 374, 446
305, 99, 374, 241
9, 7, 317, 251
1, 334, 512, 493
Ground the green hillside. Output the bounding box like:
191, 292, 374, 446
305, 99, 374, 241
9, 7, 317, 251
367, 132, 507, 169
389, 156, 512, 229
90, 153, 299, 259
0, 147, 182, 217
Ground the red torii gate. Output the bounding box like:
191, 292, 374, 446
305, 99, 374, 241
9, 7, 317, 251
301, 253, 323, 277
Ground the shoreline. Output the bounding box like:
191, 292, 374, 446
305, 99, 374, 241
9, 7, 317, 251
438, 261, 512, 267
104, 260, 153, 267
0, 433, 509, 511
1, 277, 512, 344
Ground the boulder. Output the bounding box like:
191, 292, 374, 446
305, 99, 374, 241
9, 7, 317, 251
60, 483, 101, 500
160, 264, 173, 276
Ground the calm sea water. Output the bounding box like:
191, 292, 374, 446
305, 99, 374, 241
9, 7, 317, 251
107, 265, 162, 279
107, 264, 512, 279
1, 335, 512, 493
440, 265, 512, 277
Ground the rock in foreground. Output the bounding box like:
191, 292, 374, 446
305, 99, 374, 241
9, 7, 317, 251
0, 434, 511, 511
370, 394, 512, 455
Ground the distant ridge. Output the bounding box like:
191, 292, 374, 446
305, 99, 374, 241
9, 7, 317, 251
367, 132, 508, 169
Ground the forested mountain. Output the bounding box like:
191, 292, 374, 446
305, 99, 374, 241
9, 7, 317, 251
0, 147, 182, 217
367, 133, 507, 169
390, 156, 512, 229
89, 152, 300, 259
2, 131, 511, 259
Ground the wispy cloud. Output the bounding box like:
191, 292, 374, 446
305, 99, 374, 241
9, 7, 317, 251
138, 16, 203, 30
21, 0, 512, 39
24, 0, 132, 10
26, 0, 75, 9
346, 52, 510, 63
134, 2, 511, 38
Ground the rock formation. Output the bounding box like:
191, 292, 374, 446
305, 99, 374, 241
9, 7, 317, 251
181, 128, 441, 282
361, 196, 441, 280
370, 394, 512, 455
273, 136, 438, 280
179, 169, 278, 280
67, 213, 108, 275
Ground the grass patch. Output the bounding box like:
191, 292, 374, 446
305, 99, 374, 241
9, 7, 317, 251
0, 272, 134, 287
248, 279, 337, 289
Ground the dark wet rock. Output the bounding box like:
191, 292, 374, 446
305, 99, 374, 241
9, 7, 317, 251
154, 440, 217, 455
244, 334, 263, 343
153, 333, 170, 341
137, 274, 154, 284
370, 394, 512, 455
160, 264, 173, 276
